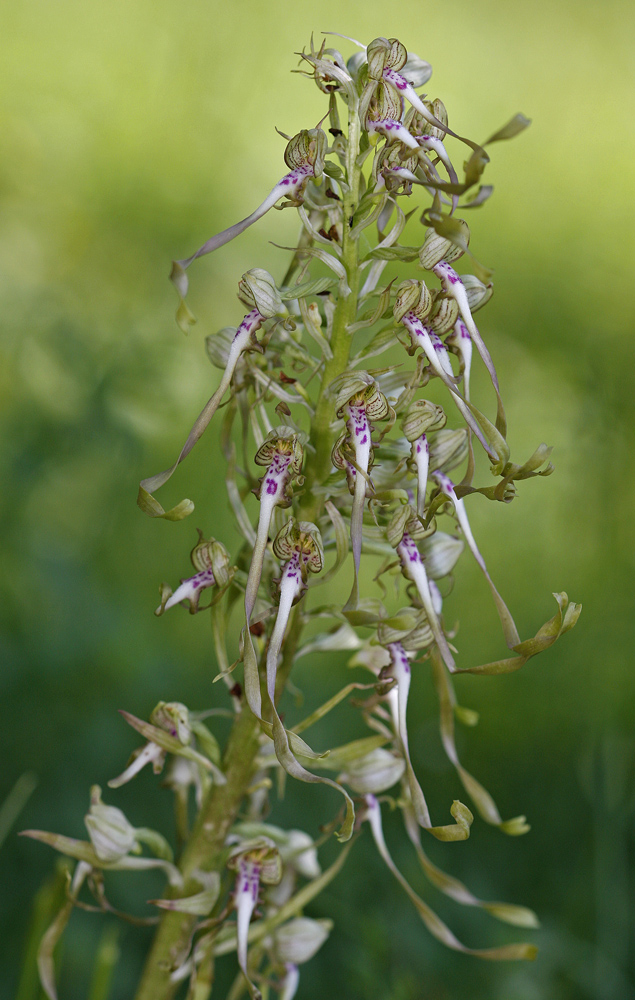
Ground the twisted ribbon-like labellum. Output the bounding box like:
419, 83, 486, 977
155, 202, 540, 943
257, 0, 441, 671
138, 309, 265, 517
364, 795, 536, 959
170, 128, 327, 317
432, 471, 520, 648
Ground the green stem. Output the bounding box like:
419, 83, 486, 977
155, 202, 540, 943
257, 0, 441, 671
133, 704, 260, 1000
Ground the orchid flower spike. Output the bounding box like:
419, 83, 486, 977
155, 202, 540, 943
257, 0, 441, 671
329, 371, 389, 603
170, 129, 327, 314
364, 795, 537, 959
401, 400, 447, 516
266, 520, 323, 699
156, 531, 234, 615
387, 504, 456, 673
227, 839, 283, 1000
244, 427, 305, 624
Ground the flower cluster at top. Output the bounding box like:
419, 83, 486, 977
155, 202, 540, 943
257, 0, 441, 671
25, 35, 580, 1000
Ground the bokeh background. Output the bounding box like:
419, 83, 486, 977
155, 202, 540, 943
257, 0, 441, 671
2, 0, 634, 997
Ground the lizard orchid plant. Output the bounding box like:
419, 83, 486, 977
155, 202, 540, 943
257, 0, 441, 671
23, 33, 580, 1000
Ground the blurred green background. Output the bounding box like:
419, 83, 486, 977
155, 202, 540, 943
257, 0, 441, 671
2, 0, 634, 997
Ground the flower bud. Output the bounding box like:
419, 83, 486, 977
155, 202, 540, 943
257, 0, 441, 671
282, 829, 321, 880
429, 428, 468, 473
275, 917, 331, 965
273, 519, 324, 575
238, 268, 283, 318
461, 274, 494, 312
419, 221, 469, 269
429, 293, 460, 335
393, 279, 432, 323
401, 52, 433, 89
341, 748, 406, 795
85, 786, 138, 863
420, 531, 464, 579
150, 701, 191, 745
401, 400, 446, 441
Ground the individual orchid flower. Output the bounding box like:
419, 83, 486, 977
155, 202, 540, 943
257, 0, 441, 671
329, 371, 390, 604
371, 143, 419, 194
387, 504, 456, 672
107, 701, 226, 789
227, 838, 283, 1000
401, 400, 447, 516
107, 701, 190, 787
432, 471, 521, 648
394, 280, 494, 458
138, 270, 286, 512
155, 531, 234, 615
266, 520, 324, 700
244, 427, 305, 624
170, 129, 327, 307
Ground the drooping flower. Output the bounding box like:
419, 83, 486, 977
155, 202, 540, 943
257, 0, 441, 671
170, 130, 327, 315
329, 371, 390, 605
